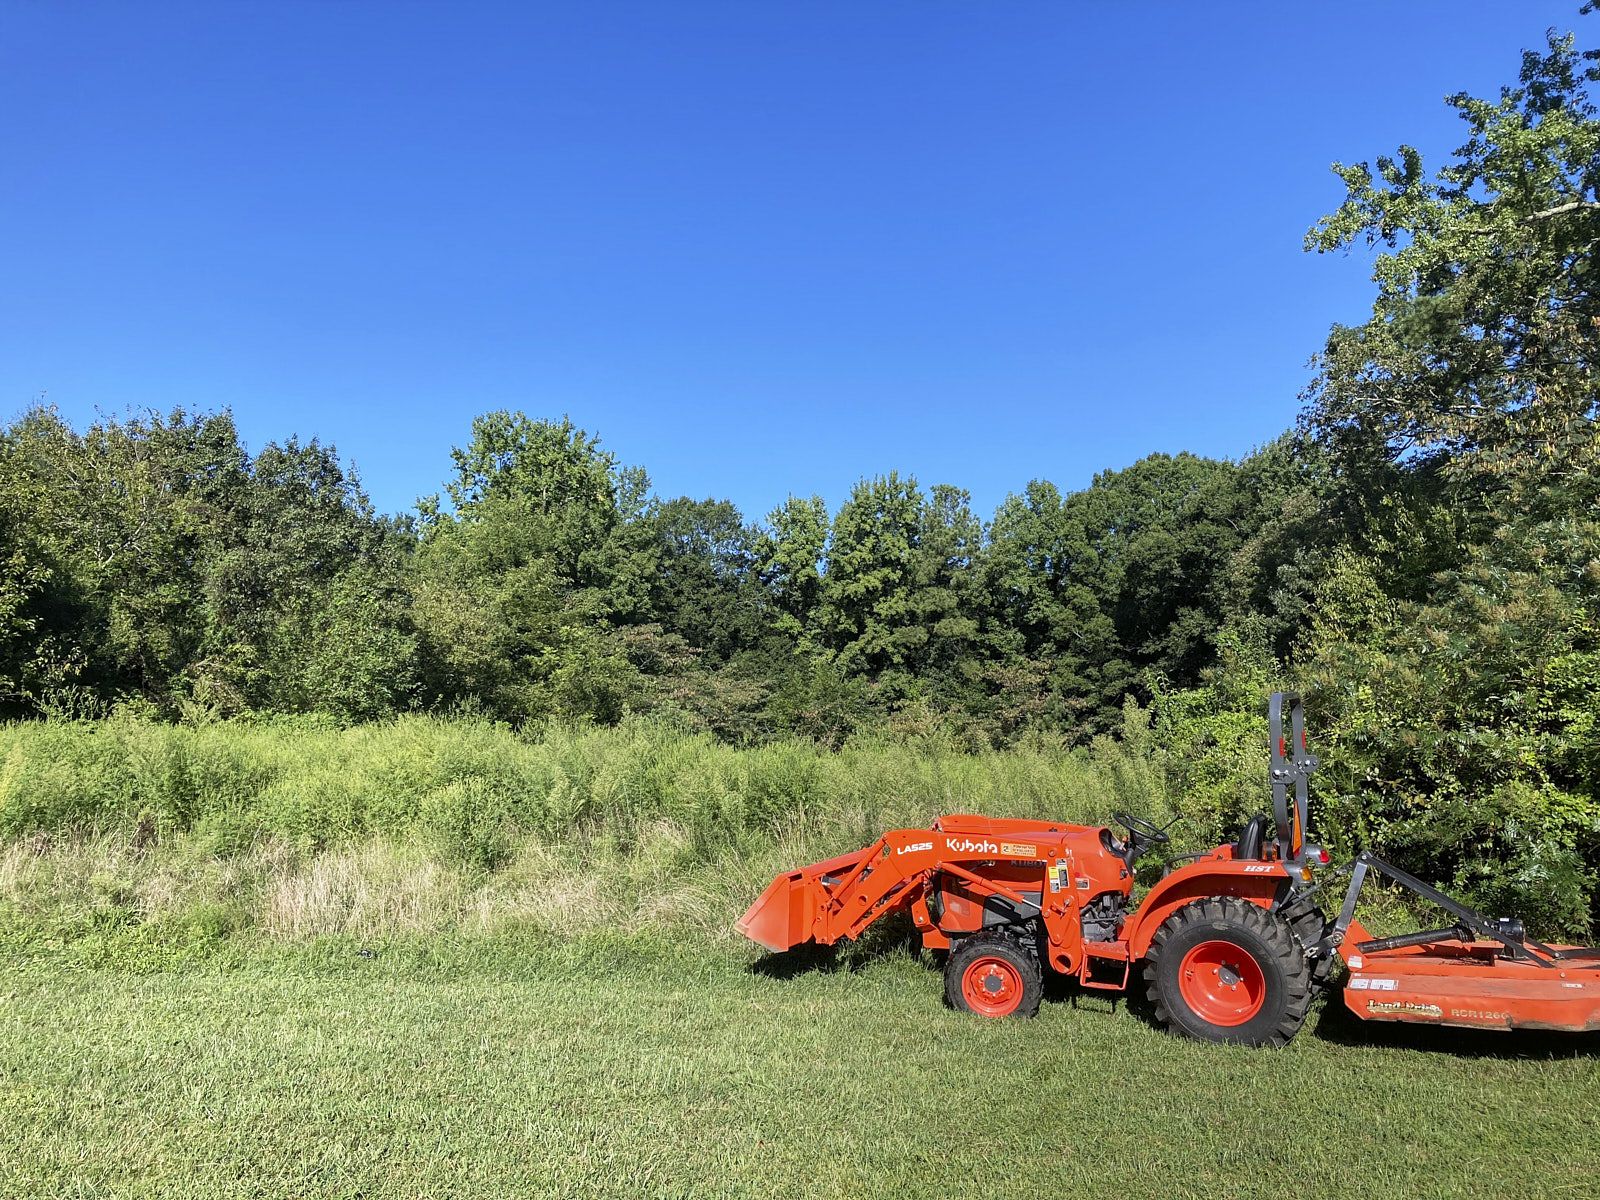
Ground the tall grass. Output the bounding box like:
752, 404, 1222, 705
0, 714, 1163, 855
0, 712, 1169, 955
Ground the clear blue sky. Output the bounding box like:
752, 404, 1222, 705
1, 2, 1586, 522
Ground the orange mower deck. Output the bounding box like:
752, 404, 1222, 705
1327, 853, 1600, 1032
1340, 926, 1600, 1032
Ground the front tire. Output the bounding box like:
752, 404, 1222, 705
1143, 897, 1311, 1047
945, 931, 1042, 1019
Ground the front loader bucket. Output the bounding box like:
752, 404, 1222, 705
736, 847, 871, 952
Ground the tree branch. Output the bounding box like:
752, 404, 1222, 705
1459, 199, 1600, 236
1523, 200, 1600, 222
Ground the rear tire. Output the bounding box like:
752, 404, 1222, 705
945, 931, 1042, 1019
1143, 897, 1310, 1047
1277, 892, 1330, 953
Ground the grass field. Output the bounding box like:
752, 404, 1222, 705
2, 717, 1595, 1196
2, 936, 1596, 1200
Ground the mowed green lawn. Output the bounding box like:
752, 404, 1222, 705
1, 946, 1596, 1200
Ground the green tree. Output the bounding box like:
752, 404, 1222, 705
983, 480, 1118, 734
1208, 435, 1334, 664
196, 437, 418, 718
817, 473, 923, 682
910, 483, 987, 699
1298, 22, 1600, 934
414, 412, 648, 722
0, 433, 59, 714
641, 496, 768, 662
0, 406, 418, 720
816, 474, 987, 700
758, 495, 829, 653
1, 407, 247, 713
1305, 27, 1599, 528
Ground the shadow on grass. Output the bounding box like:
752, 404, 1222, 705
753, 931, 1598, 1057
1040, 969, 1141, 1021
748, 941, 848, 979
747, 912, 929, 979
1095, 979, 1600, 1058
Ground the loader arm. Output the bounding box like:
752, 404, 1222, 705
737, 827, 1050, 952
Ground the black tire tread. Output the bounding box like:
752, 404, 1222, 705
1142, 897, 1311, 1047
944, 930, 1043, 1019
1277, 893, 1331, 956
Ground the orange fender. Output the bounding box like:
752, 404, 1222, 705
1122, 858, 1291, 960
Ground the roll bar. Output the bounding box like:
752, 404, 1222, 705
1268, 691, 1316, 864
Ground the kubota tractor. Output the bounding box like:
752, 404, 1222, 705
738, 693, 1600, 1045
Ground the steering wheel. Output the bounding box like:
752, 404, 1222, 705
1113, 812, 1171, 846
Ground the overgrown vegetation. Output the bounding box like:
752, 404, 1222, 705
2, 21, 1598, 936
0, 711, 1169, 963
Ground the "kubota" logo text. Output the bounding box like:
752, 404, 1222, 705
944, 837, 999, 855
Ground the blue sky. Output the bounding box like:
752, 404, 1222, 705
1, 2, 1586, 522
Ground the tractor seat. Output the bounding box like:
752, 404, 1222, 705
1233, 814, 1272, 861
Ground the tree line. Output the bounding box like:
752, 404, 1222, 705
2, 22, 1596, 924
0, 401, 1329, 741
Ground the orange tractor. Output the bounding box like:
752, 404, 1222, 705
738, 693, 1600, 1045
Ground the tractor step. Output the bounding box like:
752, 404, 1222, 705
1079, 940, 1132, 990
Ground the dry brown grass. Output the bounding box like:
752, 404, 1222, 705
0, 820, 809, 944
260, 842, 468, 939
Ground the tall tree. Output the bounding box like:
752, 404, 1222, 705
1065, 454, 1253, 701
908, 483, 987, 701
984, 479, 1120, 734
1304, 27, 1599, 525
1300, 23, 1600, 933
758, 495, 829, 653
818, 473, 925, 684
0, 428, 59, 714
640, 496, 767, 662
0, 406, 417, 719
413, 412, 647, 722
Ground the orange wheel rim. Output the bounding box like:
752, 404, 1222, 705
1177, 940, 1266, 1026
961, 955, 1024, 1017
